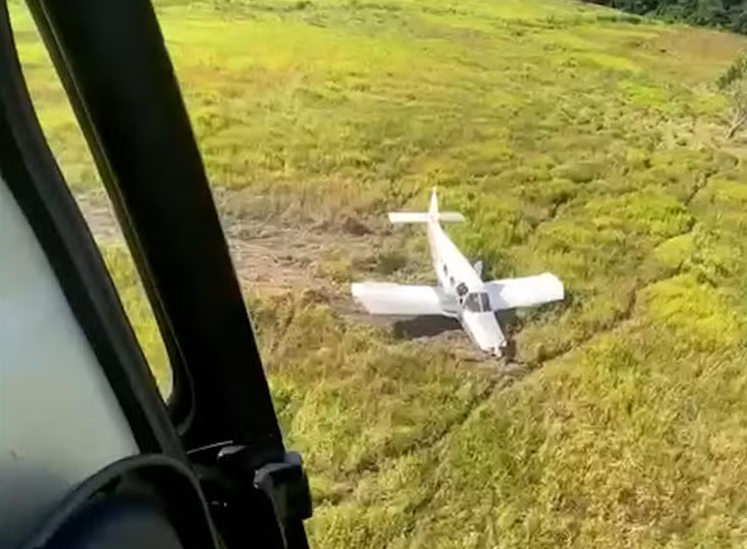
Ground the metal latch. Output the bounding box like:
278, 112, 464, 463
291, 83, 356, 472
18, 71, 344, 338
253, 451, 312, 548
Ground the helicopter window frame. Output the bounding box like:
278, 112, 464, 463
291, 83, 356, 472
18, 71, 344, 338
3, 1, 311, 545
6, 0, 185, 414
0, 3, 182, 457
10, 0, 291, 457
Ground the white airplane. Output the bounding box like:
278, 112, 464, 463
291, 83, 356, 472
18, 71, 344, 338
350, 188, 565, 357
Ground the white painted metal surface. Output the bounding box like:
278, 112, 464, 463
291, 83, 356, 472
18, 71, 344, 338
351, 188, 565, 357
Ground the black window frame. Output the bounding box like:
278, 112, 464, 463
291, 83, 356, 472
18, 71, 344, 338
1, 0, 312, 546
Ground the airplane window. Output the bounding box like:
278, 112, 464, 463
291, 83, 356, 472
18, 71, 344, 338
463, 293, 479, 312
463, 292, 491, 313
9, 4, 173, 401
479, 292, 491, 312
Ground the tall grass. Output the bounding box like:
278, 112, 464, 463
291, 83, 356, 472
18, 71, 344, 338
10, 0, 747, 545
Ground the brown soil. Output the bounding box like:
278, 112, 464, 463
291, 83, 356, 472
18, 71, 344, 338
74, 188, 506, 367
76, 188, 387, 295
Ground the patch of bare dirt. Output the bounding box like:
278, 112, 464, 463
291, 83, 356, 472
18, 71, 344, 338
74, 188, 400, 302
73, 188, 509, 368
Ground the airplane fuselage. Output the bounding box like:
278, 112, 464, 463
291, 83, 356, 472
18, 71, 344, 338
426, 219, 507, 356
351, 188, 564, 359
351, 189, 564, 358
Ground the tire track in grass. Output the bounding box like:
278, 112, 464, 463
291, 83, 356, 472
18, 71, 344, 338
438, 174, 716, 432
313, 264, 690, 510
684, 171, 712, 207
317, 175, 715, 507
76, 176, 711, 513
517, 171, 715, 367
313, 373, 502, 507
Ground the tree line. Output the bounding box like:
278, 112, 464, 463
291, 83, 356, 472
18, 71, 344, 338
583, 2, 747, 137
583, 1, 747, 34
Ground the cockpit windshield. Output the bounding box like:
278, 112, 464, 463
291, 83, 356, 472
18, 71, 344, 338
463, 292, 491, 313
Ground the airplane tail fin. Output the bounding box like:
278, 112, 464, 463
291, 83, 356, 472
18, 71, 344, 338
388, 188, 465, 224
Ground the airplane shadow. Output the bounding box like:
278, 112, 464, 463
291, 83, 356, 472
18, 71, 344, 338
392, 315, 462, 339
392, 309, 523, 361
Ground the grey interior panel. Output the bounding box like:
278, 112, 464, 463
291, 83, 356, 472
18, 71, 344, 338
0, 176, 139, 548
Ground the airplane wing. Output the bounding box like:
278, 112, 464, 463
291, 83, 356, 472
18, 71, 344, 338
351, 282, 454, 316
484, 272, 564, 311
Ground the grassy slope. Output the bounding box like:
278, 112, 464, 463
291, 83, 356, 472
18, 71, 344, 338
11, 0, 747, 546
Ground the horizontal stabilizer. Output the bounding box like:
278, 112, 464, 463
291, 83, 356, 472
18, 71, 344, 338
351, 282, 453, 316
388, 211, 465, 224
438, 212, 466, 223
485, 272, 564, 311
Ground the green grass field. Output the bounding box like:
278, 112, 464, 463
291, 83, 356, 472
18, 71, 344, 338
10, 0, 747, 546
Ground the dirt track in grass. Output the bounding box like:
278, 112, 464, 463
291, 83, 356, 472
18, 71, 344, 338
74, 188, 502, 366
